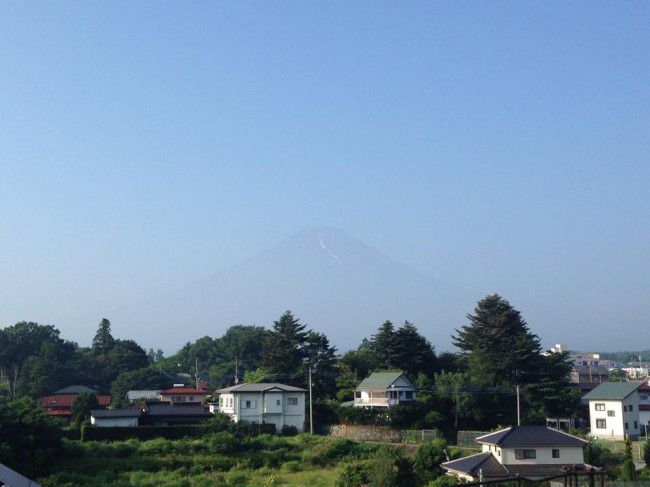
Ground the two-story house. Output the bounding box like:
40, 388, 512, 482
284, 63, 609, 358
353, 372, 417, 409
215, 383, 306, 432
638, 383, 650, 434
159, 386, 208, 404
583, 382, 642, 440
442, 426, 591, 481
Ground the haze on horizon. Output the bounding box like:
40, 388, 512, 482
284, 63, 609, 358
1, 2, 649, 352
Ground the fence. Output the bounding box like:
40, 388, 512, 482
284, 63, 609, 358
331, 425, 440, 444
457, 430, 490, 448
400, 429, 439, 444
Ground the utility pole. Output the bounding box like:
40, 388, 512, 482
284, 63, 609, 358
195, 357, 199, 389
516, 384, 521, 426
309, 363, 314, 434
234, 356, 240, 385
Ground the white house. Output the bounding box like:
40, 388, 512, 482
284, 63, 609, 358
583, 382, 642, 440
215, 383, 307, 432
442, 426, 591, 481
90, 409, 141, 427
354, 371, 417, 409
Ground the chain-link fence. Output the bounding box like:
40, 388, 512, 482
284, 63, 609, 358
457, 430, 490, 448
400, 429, 439, 443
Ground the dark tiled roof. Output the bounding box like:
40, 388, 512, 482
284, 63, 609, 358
159, 388, 207, 395
144, 403, 211, 417
476, 426, 587, 447
582, 382, 641, 401
54, 385, 98, 394
442, 452, 508, 477
217, 383, 307, 393
91, 408, 141, 418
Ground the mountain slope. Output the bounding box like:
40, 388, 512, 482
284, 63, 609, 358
116, 227, 474, 351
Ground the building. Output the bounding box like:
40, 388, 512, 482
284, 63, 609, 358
571, 365, 610, 384
583, 382, 642, 440
353, 371, 417, 408
638, 383, 650, 434
215, 383, 306, 432
90, 402, 212, 427
159, 386, 208, 404
40, 385, 111, 420
442, 426, 591, 482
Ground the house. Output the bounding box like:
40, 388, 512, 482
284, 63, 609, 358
638, 383, 650, 434
159, 385, 208, 404
215, 383, 306, 432
583, 382, 642, 440
442, 425, 592, 481
90, 402, 212, 427
40, 386, 111, 420
354, 371, 416, 408
571, 365, 610, 384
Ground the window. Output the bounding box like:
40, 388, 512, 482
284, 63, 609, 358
244, 400, 252, 408
189, 396, 194, 401
287, 397, 298, 406
595, 403, 605, 411
607, 410, 615, 417
596, 419, 606, 429
405, 391, 413, 399
625, 422, 629, 430
552, 449, 560, 459
629, 405, 634, 411
515, 449, 536, 459
623, 405, 628, 412
354, 391, 361, 399
497, 449, 500, 457
641, 395, 648, 400
276, 399, 281, 406
634, 421, 638, 429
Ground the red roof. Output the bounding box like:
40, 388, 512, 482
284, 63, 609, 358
159, 388, 206, 395
40, 394, 111, 408
47, 410, 72, 416
638, 383, 650, 392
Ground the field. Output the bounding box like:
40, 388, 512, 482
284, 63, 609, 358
36, 433, 374, 487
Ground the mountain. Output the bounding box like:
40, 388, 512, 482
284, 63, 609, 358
115, 227, 474, 351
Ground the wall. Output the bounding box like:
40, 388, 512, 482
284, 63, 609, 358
330, 424, 402, 443
499, 446, 584, 465
589, 394, 640, 440
91, 416, 139, 428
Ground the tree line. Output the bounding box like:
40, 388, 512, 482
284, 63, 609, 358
0, 294, 580, 430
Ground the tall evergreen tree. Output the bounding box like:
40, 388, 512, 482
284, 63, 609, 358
369, 320, 396, 369
261, 311, 309, 382
92, 318, 115, 355
390, 321, 437, 378
304, 331, 338, 398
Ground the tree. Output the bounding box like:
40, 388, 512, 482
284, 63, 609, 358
304, 331, 338, 398
390, 321, 437, 378
369, 445, 417, 487
0, 396, 62, 476
434, 371, 480, 429
92, 318, 115, 355
619, 437, 636, 480
99, 339, 149, 387
412, 438, 448, 484
71, 392, 98, 427
644, 437, 650, 469
370, 321, 397, 369
261, 311, 309, 382
110, 368, 173, 407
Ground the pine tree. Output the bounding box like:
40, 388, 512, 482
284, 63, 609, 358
261, 311, 309, 382
92, 318, 115, 355
369, 321, 396, 369
389, 321, 437, 378
619, 437, 636, 480
304, 331, 338, 398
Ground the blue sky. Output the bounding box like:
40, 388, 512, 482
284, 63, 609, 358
1, 2, 649, 350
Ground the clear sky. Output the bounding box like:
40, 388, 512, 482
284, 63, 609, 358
1, 2, 649, 350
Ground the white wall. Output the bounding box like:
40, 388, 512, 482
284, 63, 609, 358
217, 390, 305, 432
91, 416, 139, 427
589, 394, 640, 440
500, 446, 584, 465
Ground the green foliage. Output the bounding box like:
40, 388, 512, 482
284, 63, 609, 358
71, 392, 98, 427
368, 445, 417, 487
584, 440, 625, 478
644, 438, 650, 468
336, 462, 371, 487
412, 439, 448, 484
619, 438, 636, 481
261, 311, 309, 383
427, 476, 458, 487
92, 318, 115, 355
0, 396, 62, 476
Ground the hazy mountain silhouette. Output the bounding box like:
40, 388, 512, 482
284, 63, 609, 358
118, 227, 474, 351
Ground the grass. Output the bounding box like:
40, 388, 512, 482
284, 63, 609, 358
36, 434, 367, 486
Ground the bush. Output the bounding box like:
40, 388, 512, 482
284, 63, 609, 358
368, 445, 417, 487
281, 424, 298, 436
206, 431, 240, 454
427, 476, 458, 487
336, 462, 371, 487
412, 439, 448, 484
645, 438, 650, 468
282, 460, 301, 473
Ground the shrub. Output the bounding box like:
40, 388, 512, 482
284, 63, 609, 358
619, 438, 636, 481
336, 462, 371, 487
427, 476, 458, 487
281, 424, 298, 436
412, 438, 448, 483
206, 431, 240, 454
368, 445, 416, 487
645, 438, 650, 468
282, 460, 301, 473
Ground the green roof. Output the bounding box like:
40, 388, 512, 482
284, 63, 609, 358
583, 382, 641, 401
356, 371, 409, 391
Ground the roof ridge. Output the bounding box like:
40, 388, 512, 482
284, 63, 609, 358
441, 450, 491, 466
476, 426, 512, 443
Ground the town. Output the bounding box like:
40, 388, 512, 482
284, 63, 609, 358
1, 296, 649, 486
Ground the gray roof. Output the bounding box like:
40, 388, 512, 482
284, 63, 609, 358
126, 390, 162, 401
442, 452, 509, 477
144, 403, 211, 417
217, 382, 307, 393
476, 426, 587, 447
0, 462, 41, 487
91, 408, 141, 418
582, 382, 641, 401
54, 385, 98, 395
356, 371, 413, 391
